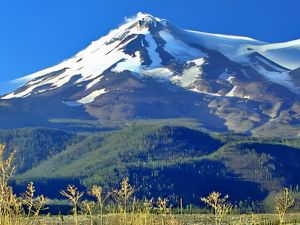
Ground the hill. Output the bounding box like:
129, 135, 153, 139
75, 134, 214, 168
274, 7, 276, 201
0, 125, 299, 208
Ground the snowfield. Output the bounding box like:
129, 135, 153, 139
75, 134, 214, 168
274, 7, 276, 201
1, 12, 300, 104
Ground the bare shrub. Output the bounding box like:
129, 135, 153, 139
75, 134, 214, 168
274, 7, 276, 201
60, 184, 83, 225
201, 191, 232, 225
274, 188, 295, 224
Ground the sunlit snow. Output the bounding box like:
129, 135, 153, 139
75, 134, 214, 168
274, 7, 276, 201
77, 88, 108, 104
1, 12, 300, 102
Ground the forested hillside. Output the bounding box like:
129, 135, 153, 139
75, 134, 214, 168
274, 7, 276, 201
1, 126, 300, 208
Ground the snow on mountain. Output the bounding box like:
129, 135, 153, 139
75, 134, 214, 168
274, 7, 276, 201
183, 30, 265, 63
78, 88, 108, 104
1, 13, 207, 100
2, 13, 156, 99
159, 30, 207, 60
246, 39, 300, 70
2, 13, 300, 136
2, 12, 300, 103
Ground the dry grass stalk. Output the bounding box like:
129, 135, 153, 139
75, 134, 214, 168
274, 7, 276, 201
22, 182, 48, 224
112, 177, 134, 223
90, 185, 110, 225
60, 185, 83, 225
82, 200, 95, 225
0, 144, 23, 225
201, 191, 232, 225
156, 197, 171, 225
141, 198, 154, 224
274, 188, 295, 224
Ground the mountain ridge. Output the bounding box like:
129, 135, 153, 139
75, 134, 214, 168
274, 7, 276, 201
1, 13, 300, 137
3, 12, 300, 99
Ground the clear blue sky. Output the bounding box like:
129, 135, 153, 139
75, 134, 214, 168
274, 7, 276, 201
0, 0, 300, 84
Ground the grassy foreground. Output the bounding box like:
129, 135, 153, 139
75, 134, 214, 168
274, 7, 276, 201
14, 213, 300, 224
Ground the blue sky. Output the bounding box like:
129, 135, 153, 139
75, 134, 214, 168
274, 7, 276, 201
0, 0, 300, 86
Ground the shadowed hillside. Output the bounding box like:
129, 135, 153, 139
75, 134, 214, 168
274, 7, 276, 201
0, 125, 298, 207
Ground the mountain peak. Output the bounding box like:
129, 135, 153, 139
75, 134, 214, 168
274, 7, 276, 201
133, 12, 160, 22
135, 12, 157, 20
127, 12, 165, 31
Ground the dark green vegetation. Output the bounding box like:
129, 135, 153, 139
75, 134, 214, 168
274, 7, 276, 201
0, 128, 81, 173
1, 125, 300, 211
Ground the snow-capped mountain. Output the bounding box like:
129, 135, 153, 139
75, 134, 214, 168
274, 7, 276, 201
1, 13, 300, 136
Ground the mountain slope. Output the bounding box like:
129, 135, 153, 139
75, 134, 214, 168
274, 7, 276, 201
246, 39, 300, 70
1, 13, 300, 136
